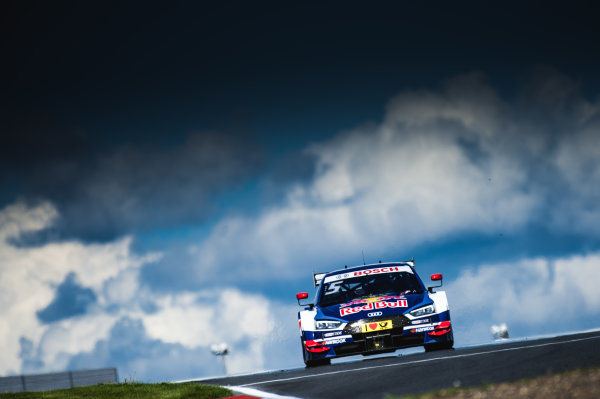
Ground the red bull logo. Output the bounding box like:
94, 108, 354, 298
339, 299, 408, 316
340, 295, 405, 308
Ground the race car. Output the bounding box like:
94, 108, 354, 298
296, 260, 453, 367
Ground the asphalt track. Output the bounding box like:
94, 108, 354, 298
200, 330, 600, 399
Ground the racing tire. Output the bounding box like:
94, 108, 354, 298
302, 345, 331, 367
424, 340, 454, 352
305, 358, 331, 367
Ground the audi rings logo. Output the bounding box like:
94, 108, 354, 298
367, 311, 383, 317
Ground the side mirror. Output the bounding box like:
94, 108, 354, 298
296, 292, 313, 308
428, 273, 443, 293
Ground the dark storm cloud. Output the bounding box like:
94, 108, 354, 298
19, 132, 264, 241
0, 114, 265, 243
3, 1, 599, 138
269, 152, 318, 185
36, 272, 96, 324
2, 1, 599, 248
0, 113, 91, 176
260, 151, 319, 203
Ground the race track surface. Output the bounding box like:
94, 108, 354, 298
200, 330, 600, 399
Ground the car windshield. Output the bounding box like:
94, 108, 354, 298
318, 271, 424, 307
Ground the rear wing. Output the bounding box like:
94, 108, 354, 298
312, 258, 415, 287
313, 272, 327, 287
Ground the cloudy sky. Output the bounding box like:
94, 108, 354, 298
1, 1, 600, 382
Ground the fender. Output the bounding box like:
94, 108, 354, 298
298, 309, 317, 333
429, 290, 449, 313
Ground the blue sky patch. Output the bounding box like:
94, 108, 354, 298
36, 273, 97, 324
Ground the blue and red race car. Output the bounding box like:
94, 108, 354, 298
296, 260, 453, 367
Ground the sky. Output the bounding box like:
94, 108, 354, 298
1, 1, 600, 382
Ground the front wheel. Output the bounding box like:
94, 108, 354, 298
305, 357, 331, 367
424, 340, 454, 352
302, 344, 331, 367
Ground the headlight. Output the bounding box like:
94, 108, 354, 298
410, 304, 435, 317
315, 320, 343, 330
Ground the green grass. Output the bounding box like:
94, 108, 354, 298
0, 383, 232, 399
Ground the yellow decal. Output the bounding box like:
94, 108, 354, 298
361, 320, 393, 333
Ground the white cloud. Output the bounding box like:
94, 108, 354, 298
140, 288, 300, 375
3, 70, 600, 381
0, 202, 301, 379
0, 202, 157, 374
142, 293, 215, 348
191, 72, 600, 281
553, 254, 600, 311
553, 118, 600, 233
174, 70, 600, 352
30, 313, 119, 373
445, 253, 600, 345
0, 201, 57, 243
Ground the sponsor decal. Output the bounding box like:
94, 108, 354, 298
324, 338, 347, 345
323, 265, 414, 284
340, 300, 408, 316
353, 266, 401, 276
361, 320, 393, 333
335, 273, 350, 280
367, 311, 383, 317
323, 331, 343, 338
340, 295, 406, 308
411, 326, 434, 333
411, 318, 430, 325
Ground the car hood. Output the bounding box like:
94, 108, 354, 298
317, 293, 431, 322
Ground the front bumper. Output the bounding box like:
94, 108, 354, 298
302, 311, 453, 359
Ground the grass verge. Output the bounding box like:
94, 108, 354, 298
0, 382, 232, 399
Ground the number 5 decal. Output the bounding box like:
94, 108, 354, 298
325, 281, 343, 295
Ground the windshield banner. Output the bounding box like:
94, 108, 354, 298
323, 266, 413, 284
